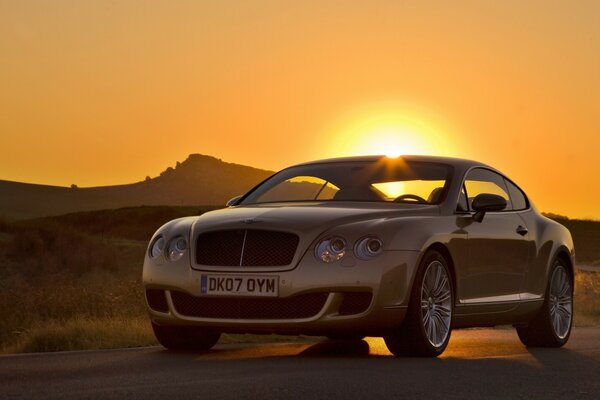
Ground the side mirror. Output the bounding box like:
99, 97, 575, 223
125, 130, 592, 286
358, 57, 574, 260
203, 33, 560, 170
226, 195, 243, 207
471, 193, 507, 223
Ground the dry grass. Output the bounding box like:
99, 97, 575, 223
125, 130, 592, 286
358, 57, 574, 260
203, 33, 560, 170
574, 271, 600, 326
4, 317, 157, 353
0, 220, 149, 353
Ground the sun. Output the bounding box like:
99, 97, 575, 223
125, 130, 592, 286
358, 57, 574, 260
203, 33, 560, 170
355, 125, 427, 158
318, 102, 458, 159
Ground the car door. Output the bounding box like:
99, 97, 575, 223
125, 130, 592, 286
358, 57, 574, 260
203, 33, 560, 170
458, 168, 530, 304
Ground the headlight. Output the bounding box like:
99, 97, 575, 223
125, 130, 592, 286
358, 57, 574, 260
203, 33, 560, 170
167, 236, 188, 261
314, 236, 346, 263
150, 236, 165, 258
354, 236, 384, 260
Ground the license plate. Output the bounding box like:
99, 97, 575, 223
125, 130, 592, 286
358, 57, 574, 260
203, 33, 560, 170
200, 274, 279, 297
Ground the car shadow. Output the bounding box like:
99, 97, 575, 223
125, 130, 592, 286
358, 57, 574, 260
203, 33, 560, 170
297, 339, 371, 357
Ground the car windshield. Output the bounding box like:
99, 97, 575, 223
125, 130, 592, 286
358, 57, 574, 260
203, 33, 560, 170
239, 159, 452, 205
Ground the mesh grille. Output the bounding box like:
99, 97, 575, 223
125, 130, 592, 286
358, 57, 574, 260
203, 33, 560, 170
170, 291, 328, 319
338, 292, 373, 316
196, 229, 245, 266
146, 289, 169, 313
195, 229, 299, 267
242, 230, 299, 266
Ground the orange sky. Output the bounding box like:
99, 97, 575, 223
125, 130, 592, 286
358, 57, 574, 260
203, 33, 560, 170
1, 1, 599, 219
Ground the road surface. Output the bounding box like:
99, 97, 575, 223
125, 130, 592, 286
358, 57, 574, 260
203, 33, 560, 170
1, 327, 599, 399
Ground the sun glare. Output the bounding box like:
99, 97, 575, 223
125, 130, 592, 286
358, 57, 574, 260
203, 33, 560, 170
320, 103, 458, 160
372, 181, 405, 198
358, 126, 426, 158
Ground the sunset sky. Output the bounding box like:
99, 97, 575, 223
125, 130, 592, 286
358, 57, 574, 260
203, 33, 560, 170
1, 1, 599, 219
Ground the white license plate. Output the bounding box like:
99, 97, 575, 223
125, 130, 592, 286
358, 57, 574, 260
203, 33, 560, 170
200, 274, 279, 297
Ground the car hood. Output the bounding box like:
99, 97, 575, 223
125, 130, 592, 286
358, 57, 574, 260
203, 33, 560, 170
188, 202, 439, 271
191, 202, 438, 236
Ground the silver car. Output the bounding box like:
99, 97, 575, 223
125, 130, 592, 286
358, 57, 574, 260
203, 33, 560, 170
143, 155, 574, 357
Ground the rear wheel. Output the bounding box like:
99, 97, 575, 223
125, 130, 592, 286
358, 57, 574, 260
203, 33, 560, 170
152, 322, 221, 352
384, 250, 453, 357
516, 259, 573, 347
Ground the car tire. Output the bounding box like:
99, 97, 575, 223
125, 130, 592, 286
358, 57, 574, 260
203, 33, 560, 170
152, 322, 221, 352
384, 249, 453, 357
516, 259, 573, 348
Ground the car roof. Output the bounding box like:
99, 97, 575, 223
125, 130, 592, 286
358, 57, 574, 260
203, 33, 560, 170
291, 155, 491, 169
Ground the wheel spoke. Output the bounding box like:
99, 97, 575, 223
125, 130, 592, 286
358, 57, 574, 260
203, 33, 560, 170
434, 275, 449, 298
557, 304, 570, 318
440, 313, 450, 331
553, 312, 560, 335
434, 320, 440, 344
422, 284, 431, 299
558, 295, 572, 304
436, 292, 451, 303
423, 308, 431, 326
434, 310, 449, 331
436, 305, 451, 317
433, 265, 441, 287
433, 266, 442, 292
427, 318, 435, 338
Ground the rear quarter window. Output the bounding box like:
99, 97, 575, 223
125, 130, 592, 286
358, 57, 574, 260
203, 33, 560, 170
505, 179, 528, 210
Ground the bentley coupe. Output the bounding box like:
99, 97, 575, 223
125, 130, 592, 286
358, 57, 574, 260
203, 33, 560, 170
143, 155, 574, 357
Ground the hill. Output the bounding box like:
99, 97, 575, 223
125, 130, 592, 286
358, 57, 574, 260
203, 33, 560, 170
0, 154, 273, 220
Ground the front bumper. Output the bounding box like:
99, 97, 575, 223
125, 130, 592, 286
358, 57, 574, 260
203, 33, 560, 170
143, 250, 421, 336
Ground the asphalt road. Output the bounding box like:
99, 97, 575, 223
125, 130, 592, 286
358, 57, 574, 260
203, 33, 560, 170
1, 327, 599, 400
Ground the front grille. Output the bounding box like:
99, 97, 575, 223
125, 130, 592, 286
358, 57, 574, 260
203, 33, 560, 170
170, 291, 328, 319
338, 292, 372, 315
196, 229, 299, 266
146, 289, 169, 313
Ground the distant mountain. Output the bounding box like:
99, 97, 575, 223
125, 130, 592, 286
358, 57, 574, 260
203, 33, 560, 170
0, 154, 273, 219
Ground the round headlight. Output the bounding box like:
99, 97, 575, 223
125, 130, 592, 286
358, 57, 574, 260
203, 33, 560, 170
354, 236, 384, 260
150, 236, 165, 258
315, 236, 346, 263
167, 236, 188, 261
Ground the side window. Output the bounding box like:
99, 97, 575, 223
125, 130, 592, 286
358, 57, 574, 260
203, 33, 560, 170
505, 179, 528, 210
464, 168, 512, 211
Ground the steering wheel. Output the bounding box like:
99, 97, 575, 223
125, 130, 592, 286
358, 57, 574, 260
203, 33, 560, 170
393, 194, 428, 204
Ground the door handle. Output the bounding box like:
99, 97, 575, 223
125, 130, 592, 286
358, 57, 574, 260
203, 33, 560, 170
516, 225, 528, 236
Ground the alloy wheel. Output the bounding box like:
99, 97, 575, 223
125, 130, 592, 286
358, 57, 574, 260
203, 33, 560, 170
420, 260, 452, 348
549, 265, 573, 339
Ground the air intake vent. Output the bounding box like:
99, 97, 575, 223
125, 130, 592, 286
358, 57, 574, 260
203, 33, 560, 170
338, 292, 373, 315
170, 291, 328, 319
146, 289, 169, 313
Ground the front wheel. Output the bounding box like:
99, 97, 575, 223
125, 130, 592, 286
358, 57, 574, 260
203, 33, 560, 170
152, 322, 221, 352
384, 250, 453, 357
516, 259, 573, 347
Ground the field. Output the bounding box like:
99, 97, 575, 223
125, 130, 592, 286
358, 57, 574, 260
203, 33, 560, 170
0, 207, 598, 353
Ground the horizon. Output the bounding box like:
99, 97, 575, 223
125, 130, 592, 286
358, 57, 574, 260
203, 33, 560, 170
1, 1, 599, 220
1, 151, 597, 221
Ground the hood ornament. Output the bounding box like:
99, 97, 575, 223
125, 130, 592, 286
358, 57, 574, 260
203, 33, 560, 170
240, 218, 263, 224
